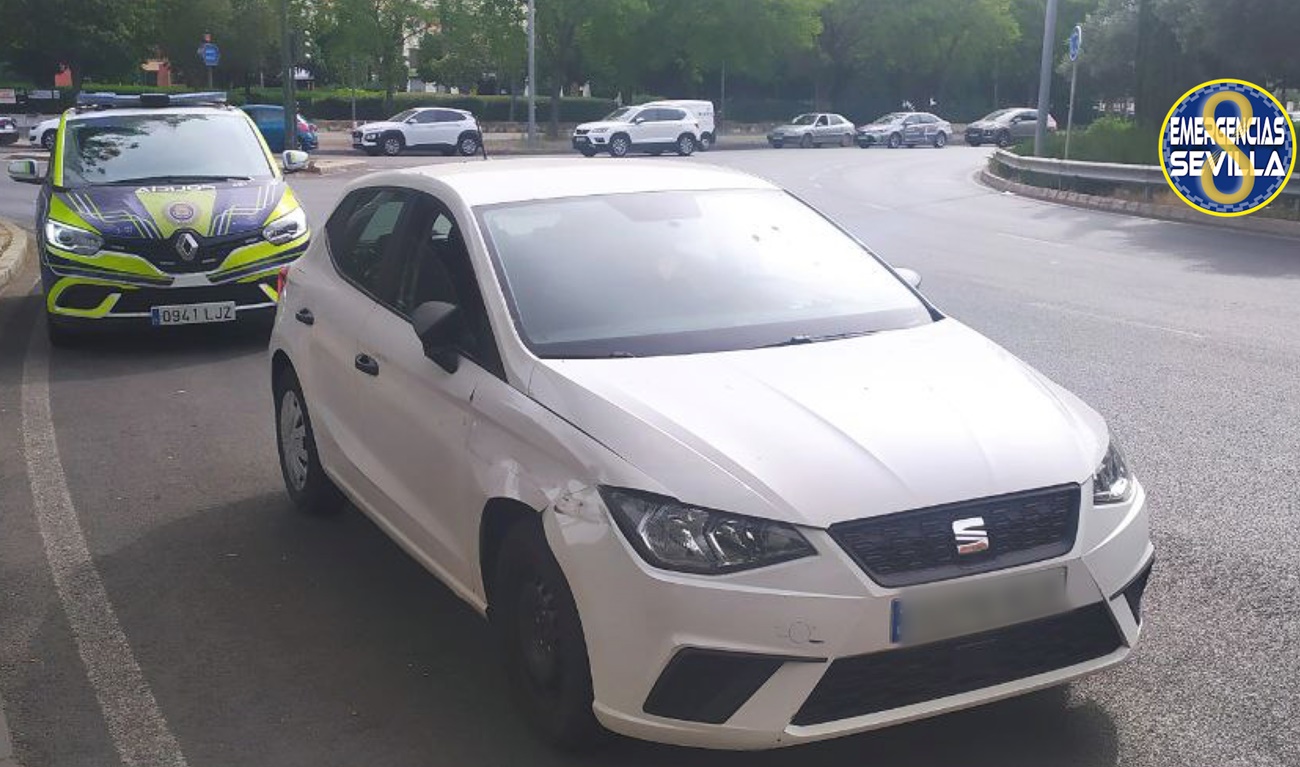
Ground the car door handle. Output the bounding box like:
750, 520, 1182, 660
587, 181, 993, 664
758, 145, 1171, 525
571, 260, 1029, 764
295, 307, 314, 326
355, 353, 380, 376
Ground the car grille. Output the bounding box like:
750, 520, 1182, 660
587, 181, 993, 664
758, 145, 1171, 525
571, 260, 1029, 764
828, 485, 1080, 587
352, 130, 362, 141
574, 128, 590, 135
104, 230, 263, 275
791, 603, 1123, 726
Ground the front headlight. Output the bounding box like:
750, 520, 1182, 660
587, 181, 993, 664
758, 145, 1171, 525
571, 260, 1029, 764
45, 219, 103, 256
1093, 440, 1133, 505
363, 132, 379, 141
263, 207, 308, 245
600, 487, 816, 574
588, 127, 610, 135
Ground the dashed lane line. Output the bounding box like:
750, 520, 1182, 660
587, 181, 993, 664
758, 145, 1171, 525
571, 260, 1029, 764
21, 316, 189, 767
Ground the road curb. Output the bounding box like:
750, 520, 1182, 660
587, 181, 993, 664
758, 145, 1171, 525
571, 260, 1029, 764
0, 219, 32, 295
0, 692, 21, 767
978, 169, 1300, 239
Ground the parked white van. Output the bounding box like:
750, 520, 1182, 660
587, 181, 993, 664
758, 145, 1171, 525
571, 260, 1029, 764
643, 100, 716, 150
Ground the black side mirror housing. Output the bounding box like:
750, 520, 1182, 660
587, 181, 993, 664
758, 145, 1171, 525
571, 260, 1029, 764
412, 301, 461, 374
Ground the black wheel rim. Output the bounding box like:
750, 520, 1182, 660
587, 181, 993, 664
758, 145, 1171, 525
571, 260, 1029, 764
518, 576, 562, 694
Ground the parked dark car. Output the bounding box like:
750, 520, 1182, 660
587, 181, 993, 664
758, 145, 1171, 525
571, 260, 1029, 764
241, 104, 318, 152
965, 108, 1057, 147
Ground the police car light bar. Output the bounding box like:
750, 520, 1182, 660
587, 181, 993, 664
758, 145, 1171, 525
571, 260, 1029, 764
74, 92, 229, 109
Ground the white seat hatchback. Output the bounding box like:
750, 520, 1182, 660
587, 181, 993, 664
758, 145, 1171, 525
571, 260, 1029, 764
269, 158, 1153, 751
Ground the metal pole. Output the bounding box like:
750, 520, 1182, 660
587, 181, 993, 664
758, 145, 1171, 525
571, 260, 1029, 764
349, 56, 357, 127
207, 66, 213, 90
1034, 0, 1059, 156
280, 0, 296, 151
1064, 57, 1078, 159
526, 0, 536, 145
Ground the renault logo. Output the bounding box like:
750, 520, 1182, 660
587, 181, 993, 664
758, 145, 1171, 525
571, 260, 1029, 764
952, 516, 989, 555
175, 232, 200, 261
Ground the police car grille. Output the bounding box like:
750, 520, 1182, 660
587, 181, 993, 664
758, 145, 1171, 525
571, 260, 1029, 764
828, 485, 1080, 587
791, 603, 1122, 726
105, 231, 263, 274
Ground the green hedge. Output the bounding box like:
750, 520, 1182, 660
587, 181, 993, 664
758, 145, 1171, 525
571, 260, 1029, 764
8, 83, 618, 123
1011, 115, 1159, 165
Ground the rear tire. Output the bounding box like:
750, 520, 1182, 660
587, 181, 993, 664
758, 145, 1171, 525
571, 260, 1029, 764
699, 133, 714, 151
493, 521, 603, 751
676, 133, 696, 156
41, 130, 55, 151
933, 131, 948, 148
274, 369, 344, 516
840, 133, 852, 147
46, 317, 79, 349
800, 133, 813, 149
457, 132, 481, 156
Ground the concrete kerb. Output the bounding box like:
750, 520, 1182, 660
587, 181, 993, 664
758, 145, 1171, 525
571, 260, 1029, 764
978, 169, 1300, 239
0, 219, 32, 295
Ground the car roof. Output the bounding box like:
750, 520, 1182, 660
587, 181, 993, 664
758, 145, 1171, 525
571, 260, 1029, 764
65, 105, 238, 122
366, 158, 775, 207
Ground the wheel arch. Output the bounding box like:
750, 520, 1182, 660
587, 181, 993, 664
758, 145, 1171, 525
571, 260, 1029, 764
271, 349, 295, 390
480, 497, 544, 612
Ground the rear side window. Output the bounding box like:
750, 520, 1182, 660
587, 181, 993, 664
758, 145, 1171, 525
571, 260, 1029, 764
325, 188, 412, 307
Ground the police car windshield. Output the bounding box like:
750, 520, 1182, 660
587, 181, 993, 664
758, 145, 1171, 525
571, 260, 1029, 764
61, 113, 275, 188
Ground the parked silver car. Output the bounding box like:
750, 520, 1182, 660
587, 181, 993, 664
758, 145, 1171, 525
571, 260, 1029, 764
767, 113, 856, 148
965, 108, 1057, 147
856, 112, 952, 148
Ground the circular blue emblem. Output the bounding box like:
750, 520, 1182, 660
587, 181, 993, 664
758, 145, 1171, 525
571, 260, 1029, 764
1161, 79, 1295, 217
168, 202, 197, 223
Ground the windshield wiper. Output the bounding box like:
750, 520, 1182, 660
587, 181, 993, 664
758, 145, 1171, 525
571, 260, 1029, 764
756, 329, 879, 349
104, 175, 253, 185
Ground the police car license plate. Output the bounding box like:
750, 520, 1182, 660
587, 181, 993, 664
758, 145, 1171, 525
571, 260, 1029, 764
151, 302, 236, 326
890, 567, 1068, 645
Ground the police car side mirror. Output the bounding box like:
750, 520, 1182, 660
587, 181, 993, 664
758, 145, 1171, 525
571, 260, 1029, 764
7, 159, 42, 184
281, 150, 310, 173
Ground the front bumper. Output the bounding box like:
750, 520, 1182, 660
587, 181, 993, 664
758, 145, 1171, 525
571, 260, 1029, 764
546, 481, 1152, 749
572, 133, 611, 150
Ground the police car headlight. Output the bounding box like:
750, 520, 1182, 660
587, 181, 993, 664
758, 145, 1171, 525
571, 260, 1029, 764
263, 208, 308, 245
1093, 440, 1133, 505
45, 220, 103, 256
600, 486, 815, 574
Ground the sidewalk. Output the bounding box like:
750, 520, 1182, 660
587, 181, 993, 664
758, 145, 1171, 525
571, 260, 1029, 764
0, 219, 31, 296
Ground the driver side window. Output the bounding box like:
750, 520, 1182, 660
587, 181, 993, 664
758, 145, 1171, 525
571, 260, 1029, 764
815, 115, 828, 126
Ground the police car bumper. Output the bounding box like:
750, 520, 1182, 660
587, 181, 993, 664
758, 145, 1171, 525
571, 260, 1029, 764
548, 481, 1151, 749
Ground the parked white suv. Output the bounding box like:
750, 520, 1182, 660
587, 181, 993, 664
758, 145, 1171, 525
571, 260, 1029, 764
269, 158, 1152, 751
572, 104, 701, 157
352, 107, 482, 157
29, 116, 60, 150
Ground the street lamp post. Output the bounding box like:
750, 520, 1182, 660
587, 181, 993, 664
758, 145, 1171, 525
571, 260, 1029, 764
280, 0, 296, 151
526, 0, 536, 145
1034, 0, 1059, 156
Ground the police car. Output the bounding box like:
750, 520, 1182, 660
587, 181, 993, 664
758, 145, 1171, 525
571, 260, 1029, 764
5, 92, 312, 346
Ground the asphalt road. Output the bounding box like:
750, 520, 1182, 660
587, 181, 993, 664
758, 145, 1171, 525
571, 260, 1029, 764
1, 145, 1298, 767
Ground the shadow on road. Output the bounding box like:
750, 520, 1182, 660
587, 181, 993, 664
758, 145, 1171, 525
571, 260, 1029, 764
86, 492, 1121, 767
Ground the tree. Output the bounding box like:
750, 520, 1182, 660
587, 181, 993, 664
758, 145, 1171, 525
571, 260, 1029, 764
0, 0, 148, 88
417, 0, 525, 92
535, 0, 647, 136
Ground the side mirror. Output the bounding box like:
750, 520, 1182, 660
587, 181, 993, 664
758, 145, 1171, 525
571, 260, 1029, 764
281, 150, 309, 173
412, 301, 461, 374
632, 117, 646, 125
7, 159, 42, 184
896, 267, 922, 289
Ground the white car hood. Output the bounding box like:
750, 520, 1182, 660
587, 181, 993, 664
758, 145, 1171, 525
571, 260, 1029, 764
357, 120, 405, 133
529, 319, 1107, 528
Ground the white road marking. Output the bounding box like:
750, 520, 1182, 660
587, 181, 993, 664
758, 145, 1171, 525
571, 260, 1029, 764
21, 320, 189, 767
1029, 301, 1207, 339
999, 232, 1067, 248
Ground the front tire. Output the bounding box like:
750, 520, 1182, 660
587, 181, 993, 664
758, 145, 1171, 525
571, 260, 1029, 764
274, 369, 344, 516
676, 133, 696, 156
578, 147, 597, 158
996, 130, 1012, 149
887, 132, 902, 149
967, 138, 981, 147
381, 133, 404, 157
493, 522, 603, 751
41, 130, 55, 151
608, 134, 631, 158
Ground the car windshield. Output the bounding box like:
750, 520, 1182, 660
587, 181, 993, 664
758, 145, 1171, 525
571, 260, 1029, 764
60, 112, 274, 187
478, 189, 933, 358
791, 114, 817, 125
871, 112, 906, 124
604, 107, 637, 121
983, 109, 1015, 121
390, 109, 418, 122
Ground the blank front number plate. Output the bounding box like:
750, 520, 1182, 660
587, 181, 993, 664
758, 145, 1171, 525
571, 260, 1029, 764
890, 567, 1069, 645
151, 301, 236, 326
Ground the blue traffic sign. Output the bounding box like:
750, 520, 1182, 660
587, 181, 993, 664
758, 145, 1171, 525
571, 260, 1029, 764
1068, 25, 1082, 62
200, 43, 220, 67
